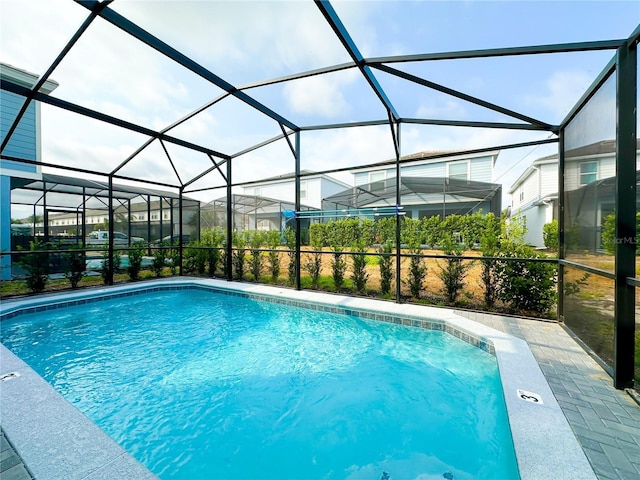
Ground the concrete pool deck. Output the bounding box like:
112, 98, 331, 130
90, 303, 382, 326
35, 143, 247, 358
457, 310, 640, 480
1, 278, 639, 479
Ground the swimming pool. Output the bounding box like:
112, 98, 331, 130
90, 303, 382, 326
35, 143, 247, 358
0, 279, 597, 480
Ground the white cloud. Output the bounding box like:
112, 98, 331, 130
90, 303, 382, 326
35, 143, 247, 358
283, 75, 352, 118
50, 18, 204, 124
113, 1, 358, 82
300, 125, 397, 172
224, 125, 398, 190
0, 0, 594, 213
400, 123, 525, 155
328, 0, 384, 59
0, 1, 86, 74
1, 0, 386, 189
525, 70, 594, 121
168, 112, 219, 142
47, 138, 139, 175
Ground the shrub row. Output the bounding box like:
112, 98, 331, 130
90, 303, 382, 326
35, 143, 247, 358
179, 216, 557, 316
16, 215, 559, 316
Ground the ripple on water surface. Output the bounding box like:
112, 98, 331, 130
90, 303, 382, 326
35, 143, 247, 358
1, 289, 519, 480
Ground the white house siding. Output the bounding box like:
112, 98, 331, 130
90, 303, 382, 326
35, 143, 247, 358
401, 162, 447, 178
354, 155, 494, 185
508, 160, 558, 247
564, 162, 580, 191
319, 177, 351, 202
511, 172, 537, 212
469, 157, 493, 182
354, 169, 396, 185
599, 157, 616, 179
539, 163, 558, 197
353, 172, 367, 186
515, 202, 552, 248
304, 179, 321, 208
511, 186, 523, 211
511, 163, 557, 214
242, 176, 348, 210
564, 154, 615, 191
522, 171, 540, 206
246, 181, 294, 204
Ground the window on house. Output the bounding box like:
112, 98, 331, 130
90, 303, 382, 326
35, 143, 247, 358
448, 161, 469, 181
151, 214, 158, 220
520, 191, 524, 202
579, 161, 597, 186
300, 181, 307, 200
369, 171, 386, 191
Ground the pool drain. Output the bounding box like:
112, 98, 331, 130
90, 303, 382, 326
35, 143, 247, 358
443, 472, 455, 480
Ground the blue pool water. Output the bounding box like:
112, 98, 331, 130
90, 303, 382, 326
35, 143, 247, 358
1, 289, 519, 479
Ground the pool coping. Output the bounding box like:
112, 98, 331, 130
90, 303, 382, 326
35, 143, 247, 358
0, 278, 597, 480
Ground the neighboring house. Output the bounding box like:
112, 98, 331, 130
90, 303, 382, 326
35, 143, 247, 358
0, 63, 58, 280
241, 170, 351, 210
200, 194, 315, 233
508, 155, 559, 248
564, 140, 640, 252
323, 150, 502, 219
35, 196, 200, 242
509, 139, 640, 250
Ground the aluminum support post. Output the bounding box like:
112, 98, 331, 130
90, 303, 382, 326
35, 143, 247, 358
613, 41, 637, 389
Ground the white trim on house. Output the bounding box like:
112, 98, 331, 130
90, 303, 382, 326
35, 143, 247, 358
1, 64, 59, 180
240, 171, 351, 210
240, 171, 350, 190
299, 180, 307, 200
0, 63, 59, 94
508, 142, 631, 247
578, 160, 599, 187
447, 159, 470, 180
349, 150, 499, 175
368, 170, 386, 189
508, 155, 560, 247
508, 156, 558, 195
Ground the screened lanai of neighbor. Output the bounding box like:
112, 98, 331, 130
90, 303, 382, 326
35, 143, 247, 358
0, 1, 638, 391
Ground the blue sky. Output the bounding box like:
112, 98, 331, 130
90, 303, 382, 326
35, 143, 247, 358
1, 0, 639, 213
